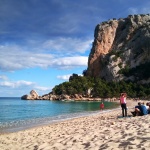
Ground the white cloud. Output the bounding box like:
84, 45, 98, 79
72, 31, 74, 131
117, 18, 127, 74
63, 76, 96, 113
52, 56, 88, 69
0, 81, 14, 88
0, 80, 34, 88
35, 86, 51, 91
128, 5, 150, 14
128, 8, 138, 14
0, 44, 88, 71
57, 73, 83, 80
43, 37, 93, 54
57, 74, 71, 80
0, 75, 8, 80
16, 80, 34, 86
34, 86, 52, 91
0, 75, 51, 96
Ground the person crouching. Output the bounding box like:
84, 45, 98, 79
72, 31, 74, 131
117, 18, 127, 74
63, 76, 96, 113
135, 102, 148, 116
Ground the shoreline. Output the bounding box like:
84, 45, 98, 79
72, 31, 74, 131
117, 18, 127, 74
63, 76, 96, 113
0, 105, 120, 134
1, 100, 150, 149
0, 100, 119, 134
0, 108, 120, 134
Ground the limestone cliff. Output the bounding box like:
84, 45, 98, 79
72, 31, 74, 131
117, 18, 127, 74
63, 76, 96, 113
86, 14, 150, 83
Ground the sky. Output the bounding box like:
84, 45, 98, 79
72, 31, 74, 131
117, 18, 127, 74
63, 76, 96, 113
0, 0, 150, 97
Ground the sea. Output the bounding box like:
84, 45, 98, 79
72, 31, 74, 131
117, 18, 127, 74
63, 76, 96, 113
0, 97, 119, 133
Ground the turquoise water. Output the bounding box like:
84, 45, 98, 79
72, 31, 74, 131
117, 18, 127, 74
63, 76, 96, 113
0, 97, 119, 133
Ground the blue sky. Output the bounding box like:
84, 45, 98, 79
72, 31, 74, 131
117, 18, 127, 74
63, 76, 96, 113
0, 0, 150, 97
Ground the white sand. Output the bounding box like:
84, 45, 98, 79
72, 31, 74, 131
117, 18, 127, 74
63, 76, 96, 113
0, 100, 150, 150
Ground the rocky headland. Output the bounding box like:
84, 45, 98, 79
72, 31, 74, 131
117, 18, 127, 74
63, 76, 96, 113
87, 14, 150, 83
21, 14, 150, 100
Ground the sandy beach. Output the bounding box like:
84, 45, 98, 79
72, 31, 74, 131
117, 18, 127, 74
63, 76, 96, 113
0, 100, 150, 150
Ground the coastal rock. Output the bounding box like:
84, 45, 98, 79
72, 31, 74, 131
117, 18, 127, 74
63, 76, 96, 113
86, 14, 150, 82
21, 95, 29, 100
30, 90, 39, 99
22, 92, 107, 101
59, 94, 70, 100
21, 90, 39, 100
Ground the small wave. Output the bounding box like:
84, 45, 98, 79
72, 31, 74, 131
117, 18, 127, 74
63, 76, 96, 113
0, 108, 120, 133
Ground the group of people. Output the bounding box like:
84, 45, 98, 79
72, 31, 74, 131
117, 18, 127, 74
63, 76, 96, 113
131, 102, 150, 116
120, 92, 150, 117
99, 93, 150, 117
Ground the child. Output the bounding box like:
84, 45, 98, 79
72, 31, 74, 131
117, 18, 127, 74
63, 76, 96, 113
100, 102, 104, 111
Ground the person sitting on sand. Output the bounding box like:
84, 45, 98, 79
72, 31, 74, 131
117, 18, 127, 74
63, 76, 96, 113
146, 102, 150, 114
120, 93, 127, 117
132, 102, 148, 116
143, 102, 149, 110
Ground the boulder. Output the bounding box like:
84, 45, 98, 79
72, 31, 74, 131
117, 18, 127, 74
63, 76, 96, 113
21, 95, 29, 100
21, 90, 39, 100
30, 90, 39, 99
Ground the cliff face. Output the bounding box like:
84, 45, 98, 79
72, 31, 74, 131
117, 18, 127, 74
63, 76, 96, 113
87, 14, 150, 83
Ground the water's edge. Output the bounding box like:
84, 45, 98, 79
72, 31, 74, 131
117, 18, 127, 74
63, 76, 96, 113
0, 107, 120, 134
0, 97, 120, 134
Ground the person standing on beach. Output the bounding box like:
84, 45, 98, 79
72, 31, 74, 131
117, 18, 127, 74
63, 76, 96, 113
100, 102, 104, 111
120, 93, 127, 117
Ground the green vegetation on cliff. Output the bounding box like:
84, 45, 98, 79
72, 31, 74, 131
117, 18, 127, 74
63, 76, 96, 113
119, 62, 150, 80
52, 74, 150, 98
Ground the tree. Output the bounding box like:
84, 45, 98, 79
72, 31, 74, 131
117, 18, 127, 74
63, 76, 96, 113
82, 69, 87, 76
52, 75, 150, 99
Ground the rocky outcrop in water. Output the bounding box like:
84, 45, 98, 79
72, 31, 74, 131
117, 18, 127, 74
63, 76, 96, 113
21, 90, 39, 100
86, 14, 150, 83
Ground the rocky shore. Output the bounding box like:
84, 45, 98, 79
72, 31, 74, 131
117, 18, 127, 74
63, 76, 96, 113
21, 90, 118, 101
